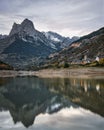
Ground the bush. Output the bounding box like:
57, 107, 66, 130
86, 61, 99, 67
64, 62, 69, 68
99, 58, 104, 66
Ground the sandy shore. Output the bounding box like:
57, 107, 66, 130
34, 67, 104, 79
0, 67, 104, 79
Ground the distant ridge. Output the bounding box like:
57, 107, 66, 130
44, 27, 104, 67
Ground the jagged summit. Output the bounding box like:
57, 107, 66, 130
9, 22, 20, 36
21, 18, 35, 33
21, 18, 33, 25
9, 18, 36, 37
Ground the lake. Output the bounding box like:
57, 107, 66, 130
0, 76, 104, 130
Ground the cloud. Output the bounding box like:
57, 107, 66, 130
34, 107, 104, 130
0, 0, 103, 37
0, 107, 104, 130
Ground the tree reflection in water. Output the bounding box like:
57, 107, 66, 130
0, 76, 104, 128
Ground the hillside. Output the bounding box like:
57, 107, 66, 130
44, 27, 104, 68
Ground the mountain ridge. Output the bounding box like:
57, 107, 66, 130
44, 27, 104, 67
0, 18, 103, 69
0, 18, 78, 69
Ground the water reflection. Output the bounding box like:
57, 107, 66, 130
0, 76, 104, 129
45, 78, 104, 117
0, 107, 104, 130
0, 77, 73, 127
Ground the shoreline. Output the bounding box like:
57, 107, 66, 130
0, 70, 35, 77
34, 67, 104, 79
0, 67, 104, 79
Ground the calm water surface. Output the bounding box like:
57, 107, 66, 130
0, 76, 104, 130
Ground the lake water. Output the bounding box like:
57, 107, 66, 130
0, 76, 104, 130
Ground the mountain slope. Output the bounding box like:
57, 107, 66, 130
45, 27, 104, 66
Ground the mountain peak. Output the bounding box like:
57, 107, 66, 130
21, 18, 35, 29
9, 22, 20, 36
22, 18, 32, 24
9, 19, 36, 37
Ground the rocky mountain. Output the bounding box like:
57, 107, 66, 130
0, 19, 78, 69
0, 19, 57, 68
45, 27, 104, 66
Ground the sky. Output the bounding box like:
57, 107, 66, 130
0, 0, 104, 37
1, 107, 104, 130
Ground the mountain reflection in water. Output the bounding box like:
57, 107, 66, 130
0, 76, 104, 129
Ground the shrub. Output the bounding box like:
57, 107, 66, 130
64, 62, 69, 68
99, 58, 104, 66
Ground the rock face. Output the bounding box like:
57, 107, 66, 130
9, 19, 36, 37
46, 27, 104, 66
0, 19, 78, 69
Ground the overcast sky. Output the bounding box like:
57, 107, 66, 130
0, 0, 103, 37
